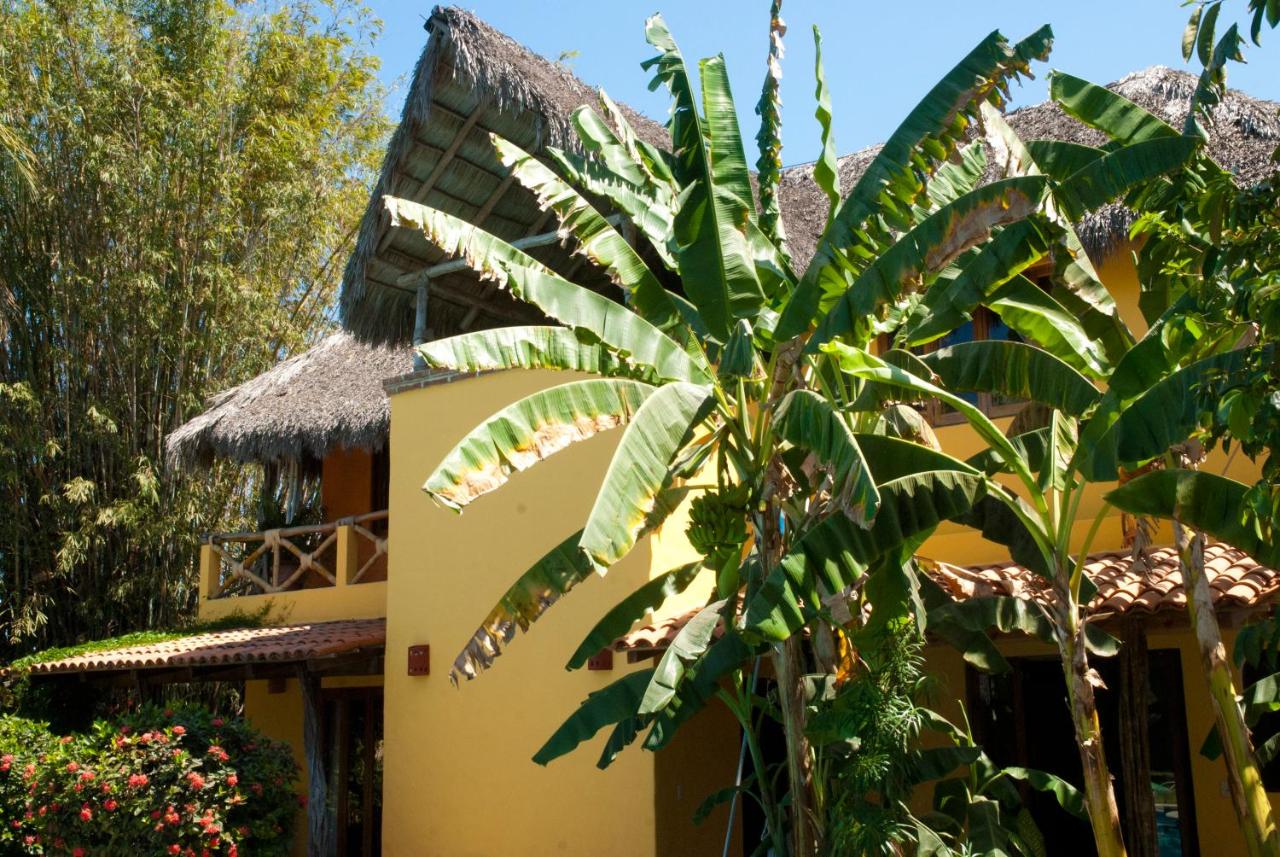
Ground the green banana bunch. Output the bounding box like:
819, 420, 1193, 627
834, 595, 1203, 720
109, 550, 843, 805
686, 483, 752, 566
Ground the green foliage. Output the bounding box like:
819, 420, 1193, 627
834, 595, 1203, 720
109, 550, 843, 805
0, 704, 298, 856
0, 0, 389, 656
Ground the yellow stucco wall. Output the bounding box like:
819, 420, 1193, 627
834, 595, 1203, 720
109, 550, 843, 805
380, 368, 725, 857
217, 243, 1272, 855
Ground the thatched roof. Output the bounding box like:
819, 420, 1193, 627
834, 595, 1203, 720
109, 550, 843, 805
184, 16, 1280, 471
777, 66, 1280, 265
340, 5, 668, 344
165, 333, 415, 470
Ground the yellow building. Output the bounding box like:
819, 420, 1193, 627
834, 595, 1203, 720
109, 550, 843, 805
22, 7, 1280, 857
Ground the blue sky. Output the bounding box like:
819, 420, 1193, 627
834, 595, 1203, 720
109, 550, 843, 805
362, 1, 1280, 167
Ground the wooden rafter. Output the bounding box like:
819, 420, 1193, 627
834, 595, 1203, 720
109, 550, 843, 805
378, 105, 487, 254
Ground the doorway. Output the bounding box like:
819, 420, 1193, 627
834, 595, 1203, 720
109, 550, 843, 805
967, 649, 1199, 856
323, 686, 384, 856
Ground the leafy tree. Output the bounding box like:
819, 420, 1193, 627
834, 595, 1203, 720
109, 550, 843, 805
0, 0, 389, 655
1072, 3, 1280, 853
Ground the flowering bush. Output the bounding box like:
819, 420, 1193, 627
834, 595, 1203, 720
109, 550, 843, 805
0, 705, 298, 856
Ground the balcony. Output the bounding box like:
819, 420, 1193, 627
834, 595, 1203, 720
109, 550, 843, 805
198, 510, 388, 622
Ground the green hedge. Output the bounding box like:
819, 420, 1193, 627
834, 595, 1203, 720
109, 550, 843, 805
1, 705, 298, 856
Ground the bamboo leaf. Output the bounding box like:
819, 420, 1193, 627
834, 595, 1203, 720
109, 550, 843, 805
579, 382, 715, 569
425, 379, 654, 511
566, 562, 703, 670
775, 389, 880, 522
451, 530, 594, 682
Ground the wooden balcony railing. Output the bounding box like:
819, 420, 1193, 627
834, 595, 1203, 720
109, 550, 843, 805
200, 510, 388, 600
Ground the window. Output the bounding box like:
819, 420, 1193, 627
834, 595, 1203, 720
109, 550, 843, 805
901, 307, 1027, 426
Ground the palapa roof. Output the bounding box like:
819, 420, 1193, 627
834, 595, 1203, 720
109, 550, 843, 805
182, 11, 1280, 469
165, 332, 416, 469
777, 66, 1280, 265
340, 5, 668, 344
617, 543, 1280, 652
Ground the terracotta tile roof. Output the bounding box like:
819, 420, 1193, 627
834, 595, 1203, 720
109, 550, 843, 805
930, 543, 1280, 618
18, 619, 385, 676
616, 543, 1280, 651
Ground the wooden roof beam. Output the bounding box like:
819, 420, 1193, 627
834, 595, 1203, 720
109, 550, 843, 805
378, 104, 487, 254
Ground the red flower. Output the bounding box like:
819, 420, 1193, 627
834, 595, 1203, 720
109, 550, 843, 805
0, 753, 12, 771
186, 772, 205, 790
79, 804, 92, 822
211, 718, 224, 728
73, 848, 85, 857
60, 735, 73, 745
226, 774, 238, 787
79, 770, 95, 781
65, 762, 79, 773
169, 846, 181, 855
103, 798, 118, 811
128, 773, 149, 788
208, 745, 228, 762
172, 725, 186, 735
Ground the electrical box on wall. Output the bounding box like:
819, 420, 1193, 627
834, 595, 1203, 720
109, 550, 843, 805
407, 644, 430, 676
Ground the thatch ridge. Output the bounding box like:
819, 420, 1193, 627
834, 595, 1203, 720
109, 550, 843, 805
339, 5, 666, 345
778, 66, 1280, 265
165, 332, 415, 470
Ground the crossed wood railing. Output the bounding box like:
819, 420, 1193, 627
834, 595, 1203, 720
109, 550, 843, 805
200, 510, 388, 599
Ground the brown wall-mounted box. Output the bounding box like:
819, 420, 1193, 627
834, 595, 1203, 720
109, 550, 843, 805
407, 644, 430, 676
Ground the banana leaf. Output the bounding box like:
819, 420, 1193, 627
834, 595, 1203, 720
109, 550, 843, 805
425, 378, 654, 511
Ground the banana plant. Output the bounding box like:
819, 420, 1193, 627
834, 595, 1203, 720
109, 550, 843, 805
390, 13, 1061, 853
799, 77, 1220, 856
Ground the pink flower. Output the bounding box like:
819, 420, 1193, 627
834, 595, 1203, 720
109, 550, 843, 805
172, 725, 186, 735
128, 773, 149, 788
66, 762, 79, 773
208, 745, 228, 762
211, 718, 224, 728
225, 774, 238, 787
79, 770, 95, 782
186, 772, 205, 790
60, 735, 73, 745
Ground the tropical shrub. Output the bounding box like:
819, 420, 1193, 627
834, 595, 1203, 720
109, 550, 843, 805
0, 705, 298, 857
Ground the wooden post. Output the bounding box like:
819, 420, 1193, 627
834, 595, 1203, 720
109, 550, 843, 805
299, 669, 334, 857
335, 523, 357, 587
412, 280, 429, 370
1118, 618, 1157, 857
199, 543, 219, 601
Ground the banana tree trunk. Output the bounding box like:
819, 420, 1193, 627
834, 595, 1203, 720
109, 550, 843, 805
773, 634, 819, 857
1173, 520, 1280, 856
1059, 608, 1129, 857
